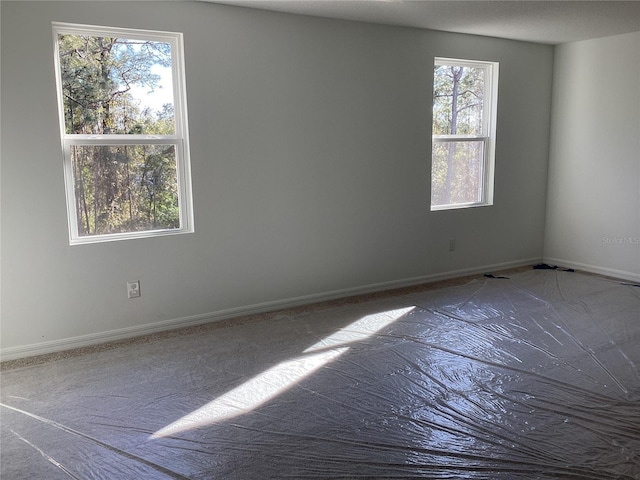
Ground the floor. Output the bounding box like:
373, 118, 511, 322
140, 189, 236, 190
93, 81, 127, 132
1, 269, 639, 479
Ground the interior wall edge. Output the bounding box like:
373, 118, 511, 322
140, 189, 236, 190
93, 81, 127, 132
543, 256, 640, 283
0, 257, 541, 362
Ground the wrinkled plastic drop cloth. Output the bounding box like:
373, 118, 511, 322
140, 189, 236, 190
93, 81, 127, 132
2, 270, 639, 479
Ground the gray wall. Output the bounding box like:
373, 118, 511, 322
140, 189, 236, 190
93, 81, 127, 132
1, 1, 553, 358
544, 32, 640, 281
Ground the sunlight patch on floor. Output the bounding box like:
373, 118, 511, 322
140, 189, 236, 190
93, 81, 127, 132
151, 307, 414, 439
304, 306, 415, 353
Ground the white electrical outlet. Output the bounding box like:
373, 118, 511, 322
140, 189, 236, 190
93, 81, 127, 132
127, 281, 141, 299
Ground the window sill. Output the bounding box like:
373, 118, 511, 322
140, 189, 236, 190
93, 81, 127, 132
430, 202, 493, 212
69, 227, 194, 246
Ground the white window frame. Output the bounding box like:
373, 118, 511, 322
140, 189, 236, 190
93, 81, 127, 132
431, 57, 499, 211
53, 22, 194, 245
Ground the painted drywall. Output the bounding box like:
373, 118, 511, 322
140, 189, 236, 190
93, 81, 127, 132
1, 1, 553, 358
544, 32, 640, 281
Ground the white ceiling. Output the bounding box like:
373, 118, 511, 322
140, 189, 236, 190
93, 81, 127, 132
206, 0, 640, 45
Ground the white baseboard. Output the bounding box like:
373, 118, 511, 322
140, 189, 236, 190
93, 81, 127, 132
543, 257, 640, 283
0, 257, 541, 362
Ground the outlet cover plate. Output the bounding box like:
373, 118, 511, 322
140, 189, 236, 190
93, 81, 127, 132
127, 281, 141, 299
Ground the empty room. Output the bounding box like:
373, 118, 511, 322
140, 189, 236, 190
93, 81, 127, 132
1, 1, 639, 478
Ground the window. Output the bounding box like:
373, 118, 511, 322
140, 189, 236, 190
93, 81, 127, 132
53, 23, 193, 244
431, 58, 498, 210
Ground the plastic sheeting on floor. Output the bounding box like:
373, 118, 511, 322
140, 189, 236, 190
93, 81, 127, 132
2, 269, 639, 479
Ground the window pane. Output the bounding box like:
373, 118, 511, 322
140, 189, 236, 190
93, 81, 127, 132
431, 141, 484, 206
71, 145, 179, 236
433, 65, 485, 136
58, 34, 175, 135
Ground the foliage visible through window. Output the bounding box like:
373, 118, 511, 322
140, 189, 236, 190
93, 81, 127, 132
431, 58, 498, 210
54, 23, 193, 243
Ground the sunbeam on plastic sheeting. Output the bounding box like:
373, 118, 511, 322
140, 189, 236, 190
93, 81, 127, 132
151, 307, 415, 439
304, 306, 415, 353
